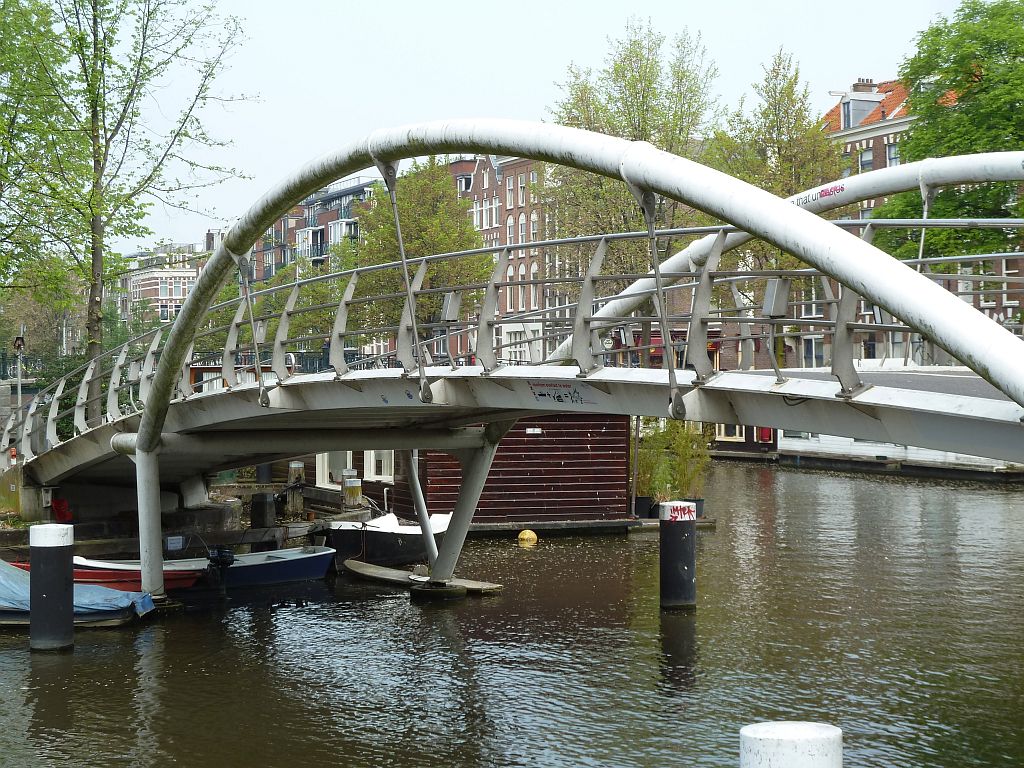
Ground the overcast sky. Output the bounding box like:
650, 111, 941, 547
123, 0, 963, 253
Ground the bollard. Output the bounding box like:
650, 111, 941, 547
740, 722, 842, 768
659, 500, 696, 611
286, 460, 306, 519
29, 523, 74, 652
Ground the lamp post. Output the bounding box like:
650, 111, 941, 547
13, 326, 25, 431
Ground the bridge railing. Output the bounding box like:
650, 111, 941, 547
3, 216, 1022, 467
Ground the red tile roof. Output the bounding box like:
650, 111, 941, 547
821, 79, 909, 133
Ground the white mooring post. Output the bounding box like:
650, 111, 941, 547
740, 721, 842, 767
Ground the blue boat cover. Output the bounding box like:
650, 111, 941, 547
0, 558, 155, 617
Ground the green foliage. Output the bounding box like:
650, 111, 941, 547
874, 0, 1024, 259
632, 418, 711, 500
704, 49, 849, 275
0, 0, 244, 360
545, 18, 721, 285
351, 158, 487, 334
0, 0, 75, 283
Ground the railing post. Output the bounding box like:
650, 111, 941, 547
221, 301, 248, 388
571, 238, 608, 374
832, 225, 872, 398
73, 359, 98, 435
329, 271, 360, 375
137, 331, 163, 405
685, 229, 726, 382
45, 380, 67, 449
476, 248, 510, 372
396, 260, 429, 377
271, 283, 301, 380
105, 346, 130, 421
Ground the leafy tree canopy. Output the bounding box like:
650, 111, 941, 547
874, 0, 1024, 260
704, 49, 848, 273
351, 157, 488, 336
546, 18, 720, 283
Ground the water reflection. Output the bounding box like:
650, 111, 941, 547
659, 611, 698, 693
1, 464, 1022, 767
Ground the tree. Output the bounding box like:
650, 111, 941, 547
545, 18, 720, 285
0, 0, 243, 363
873, 0, 1024, 261
0, 0, 77, 289
704, 49, 849, 273
349, 157, 488, 339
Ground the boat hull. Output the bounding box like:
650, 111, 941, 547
325, 515, 449, 568
0, 605, 138, 628
72, 546, 336, 590
10, 562, 202, 592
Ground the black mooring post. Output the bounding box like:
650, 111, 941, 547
659, 501, 697, 611
29, 523, 75, 652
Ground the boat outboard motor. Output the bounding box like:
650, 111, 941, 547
205, 546, 235, 591
208, 546, 235, 568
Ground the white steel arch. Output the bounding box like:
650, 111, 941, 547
124, 120, 1024, 596
549, 151, 1024, 362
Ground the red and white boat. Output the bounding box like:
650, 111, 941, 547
10, 560, 204, 592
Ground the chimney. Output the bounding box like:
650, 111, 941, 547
851, 77, 877, 93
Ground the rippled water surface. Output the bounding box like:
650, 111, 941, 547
2, 464, 1023, 767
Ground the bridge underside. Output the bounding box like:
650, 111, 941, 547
22, 365, 1024, 498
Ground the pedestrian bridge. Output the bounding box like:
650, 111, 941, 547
5, 120, 1024, 594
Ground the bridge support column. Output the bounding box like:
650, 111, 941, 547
403, 449, 438, 568
134, 449, 166, 600
429, 421, 514, 584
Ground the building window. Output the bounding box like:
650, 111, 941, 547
363, 450, 394, 482
518, 262, 527, 311
859, 147, 873, 173
316, 451, 352, 487
518, 212, 527, 244
506, 264, 515, 312
506, 215, 514, 244
977, 259, 998, 307
492, 194, 499, 227
530, 211, 539, 250
801, 280, 823, 318
715, 424, 745, 442
803, 336, 825, 368
886, 143, 900, 167
472, 199, 480, 230
482, 169, 489, 190
517, 173, 526, 206
841, 101, 852, 130
506, 176, 514, 208
159, 304, 169, 321
507, 330, 527, 363
529, 170, 539, 203
530, 262, 539, 310
1004, 258, 1020, 307
457, 175, 472, 193
482, 199, 490, 229
159, 278, 168, 298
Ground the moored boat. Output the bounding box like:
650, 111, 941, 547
0, 558, 154, 627
72, 545, 336, 589
10, 561, 203, 592
324, 512, 450, 568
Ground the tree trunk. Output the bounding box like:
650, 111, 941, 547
85, 2, 104, 425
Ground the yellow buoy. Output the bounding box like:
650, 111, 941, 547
517, 529, 538, 548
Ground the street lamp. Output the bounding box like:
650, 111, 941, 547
13, 327, 25, 442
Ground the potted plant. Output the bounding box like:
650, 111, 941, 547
664, 420, 711, 518
630, 419, 711, 518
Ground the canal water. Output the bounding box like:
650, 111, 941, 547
1, 463, 1022, 767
